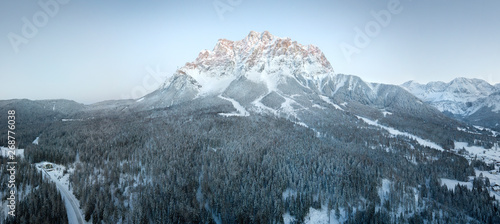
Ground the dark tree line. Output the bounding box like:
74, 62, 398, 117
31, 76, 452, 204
2, 99, 499, 223
1, 158, 68, 224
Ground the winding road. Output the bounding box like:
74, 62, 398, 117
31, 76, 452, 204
42, 169, 86, 224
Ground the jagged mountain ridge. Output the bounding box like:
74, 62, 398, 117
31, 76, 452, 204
402, 78, 499, 115
135, 31, 465, 149
2, 32, 500, 224
0, 31, 476, 148
144, 31, 334, 107
141, 31, 434, 116
402, 78, 500, 130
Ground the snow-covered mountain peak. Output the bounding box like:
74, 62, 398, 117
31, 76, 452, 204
184, 31, 332, 74
447, 77, 495, 95
164, 31, 335, 97
137, 32, 451, 136
402, 78, 495, 103
243, 30, 274, 46
401, 80, 421, 90
401, 77, 500, 117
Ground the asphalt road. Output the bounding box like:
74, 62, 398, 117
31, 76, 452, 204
43, 169, 85, 224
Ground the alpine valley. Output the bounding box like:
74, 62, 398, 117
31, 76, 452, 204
1, 31, 499, 224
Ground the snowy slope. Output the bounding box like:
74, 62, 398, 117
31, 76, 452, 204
151, 31, 333, 99
0, 147, 24, 159
357, 116, 444, 151
402, 78, 500, 130
141, 32, 436, 121
133, 31, 464, 150
402, 78, 500, 116
138, 31, 339, 118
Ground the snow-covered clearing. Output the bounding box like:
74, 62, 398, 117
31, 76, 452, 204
453, 142, 500, 164
475, 170, 500, 201
0, 147, 24, 159
357, 116, 444, 151
378, 179, 392, 203
282, 188, 348, 224
283, 212, 297, 224
218, 95, 249, 117
473, 126, 499, 137
381, 110, 393, 117
440, 170, 500, 202
445, 142, 500, 201
282, 188, 297, 201
251, 94, 278, 115
300, 204, 347, 224
319, 95, 344, 111
312, 104, 325, 109
440, 178, 473, 191
62, 118, 84, 122
304, 206, 329, 224
32, 137, 39, 145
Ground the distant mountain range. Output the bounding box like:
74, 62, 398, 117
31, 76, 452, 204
128, 31, 474, 147
2, 31, 499, 223
3, 31, 498, 144
402, 78, 500, 130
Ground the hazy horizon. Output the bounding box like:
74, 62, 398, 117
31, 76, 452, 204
1, 72, 498, 106
2, 0, 500, 104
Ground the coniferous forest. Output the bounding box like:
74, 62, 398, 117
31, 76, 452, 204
1, 99, 499, 223
1, 159, 68, 224
3, 0, 500, 223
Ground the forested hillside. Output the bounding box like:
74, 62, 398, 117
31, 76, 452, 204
1, 31, 500, 224
0, 159, 68, 224
2, 98, 498, 223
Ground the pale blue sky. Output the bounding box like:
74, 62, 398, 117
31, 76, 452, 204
1, 0, 499, 104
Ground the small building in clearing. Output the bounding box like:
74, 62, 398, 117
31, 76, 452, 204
492, 183, 500, 192
42, 163, 54, 171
